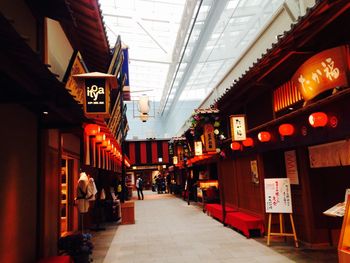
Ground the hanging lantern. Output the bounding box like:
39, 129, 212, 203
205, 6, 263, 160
258, 131, 271, 142
278, 124, 294, 136
309, 112, 328, 127
230, 142, 241, 151
242, 137, 254, 147
85, 124, 100, 136
173, 156, 178, 165
95, 132, 105, 143
140, 113, 149, 122
102, 139, 110, 148
106, 144, 112, 152
138, 95, 150, 114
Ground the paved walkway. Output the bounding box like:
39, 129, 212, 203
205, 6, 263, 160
92, 191, 337, 263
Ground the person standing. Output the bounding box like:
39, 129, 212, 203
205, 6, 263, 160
136, 176, 144, 200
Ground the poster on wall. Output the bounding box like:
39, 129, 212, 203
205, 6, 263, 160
284, 150, 299, 185
250, 160, 259, 184
264, 178, 292, 213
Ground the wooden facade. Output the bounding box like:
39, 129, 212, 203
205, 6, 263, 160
216, 0, 350, 246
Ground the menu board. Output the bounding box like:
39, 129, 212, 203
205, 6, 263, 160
264, 178, 292, 213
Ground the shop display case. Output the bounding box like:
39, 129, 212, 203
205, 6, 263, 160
338, 195, 350, 262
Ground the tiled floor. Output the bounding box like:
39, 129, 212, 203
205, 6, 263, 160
91, 191, 338, 263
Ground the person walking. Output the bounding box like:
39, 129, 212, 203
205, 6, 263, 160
136, 176, 144, 200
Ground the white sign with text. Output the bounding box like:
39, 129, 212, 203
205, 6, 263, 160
264, 178, 292, 213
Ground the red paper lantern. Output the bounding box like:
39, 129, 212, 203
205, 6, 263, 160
278, 124, 294, 136
95, 132, 105, 143
242, 137, 254, 147
309, 112, 328, 127
258, 131, 271, 142
85, 124, 100, 136
230, 142, 241, 151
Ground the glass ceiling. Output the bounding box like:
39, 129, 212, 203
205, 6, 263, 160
100, 0, 285, 139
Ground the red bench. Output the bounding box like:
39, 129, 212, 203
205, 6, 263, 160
225, 211, 264, 238
205, 203, 236, 222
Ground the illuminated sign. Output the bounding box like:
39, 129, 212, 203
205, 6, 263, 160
194, 141, 203, 156
292, 45, 349, 101
230, 115, 247, 141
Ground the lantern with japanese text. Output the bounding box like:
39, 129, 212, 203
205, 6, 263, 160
309, 112, 328, 127
278, 124, 294, 136
258, 131, 271, 142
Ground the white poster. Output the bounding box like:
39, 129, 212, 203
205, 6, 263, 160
284, 150, 299, 185
264, 178, 292, 213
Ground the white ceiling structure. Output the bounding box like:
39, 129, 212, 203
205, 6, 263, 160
100, 0, 288, 140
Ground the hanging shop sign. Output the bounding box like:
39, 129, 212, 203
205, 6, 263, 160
292, 45, 349, 101
73, 72, 117, 119
85, 78, 108, 116
230, 115, 247, 141
203, 124, 216, 152
194, 141, 203, 156
177, 145, 184, 163
63, 51, 88, 105
264, 178, 292, 213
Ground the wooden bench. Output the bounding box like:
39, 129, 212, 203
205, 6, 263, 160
225, 211, 264, 238
205, 203, 236, 222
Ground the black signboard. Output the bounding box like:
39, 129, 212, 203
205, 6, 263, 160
85, 78, 106, 113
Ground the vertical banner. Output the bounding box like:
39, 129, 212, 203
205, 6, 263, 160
194, 141, 203, 156
230, 115, 247, 141
284, 150, 299, 185
264, 178, 292, 213
203, 124, 216, 152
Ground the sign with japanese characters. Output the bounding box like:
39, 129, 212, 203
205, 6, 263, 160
194, 141, 203, 156
230, 115, 247, 141
264, 178, 292, 213
292, 45, 349, 101
203, 124, 216, 152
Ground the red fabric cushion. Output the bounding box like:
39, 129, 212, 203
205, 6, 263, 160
225, 212, 264, 238
38, 256, 73, 263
